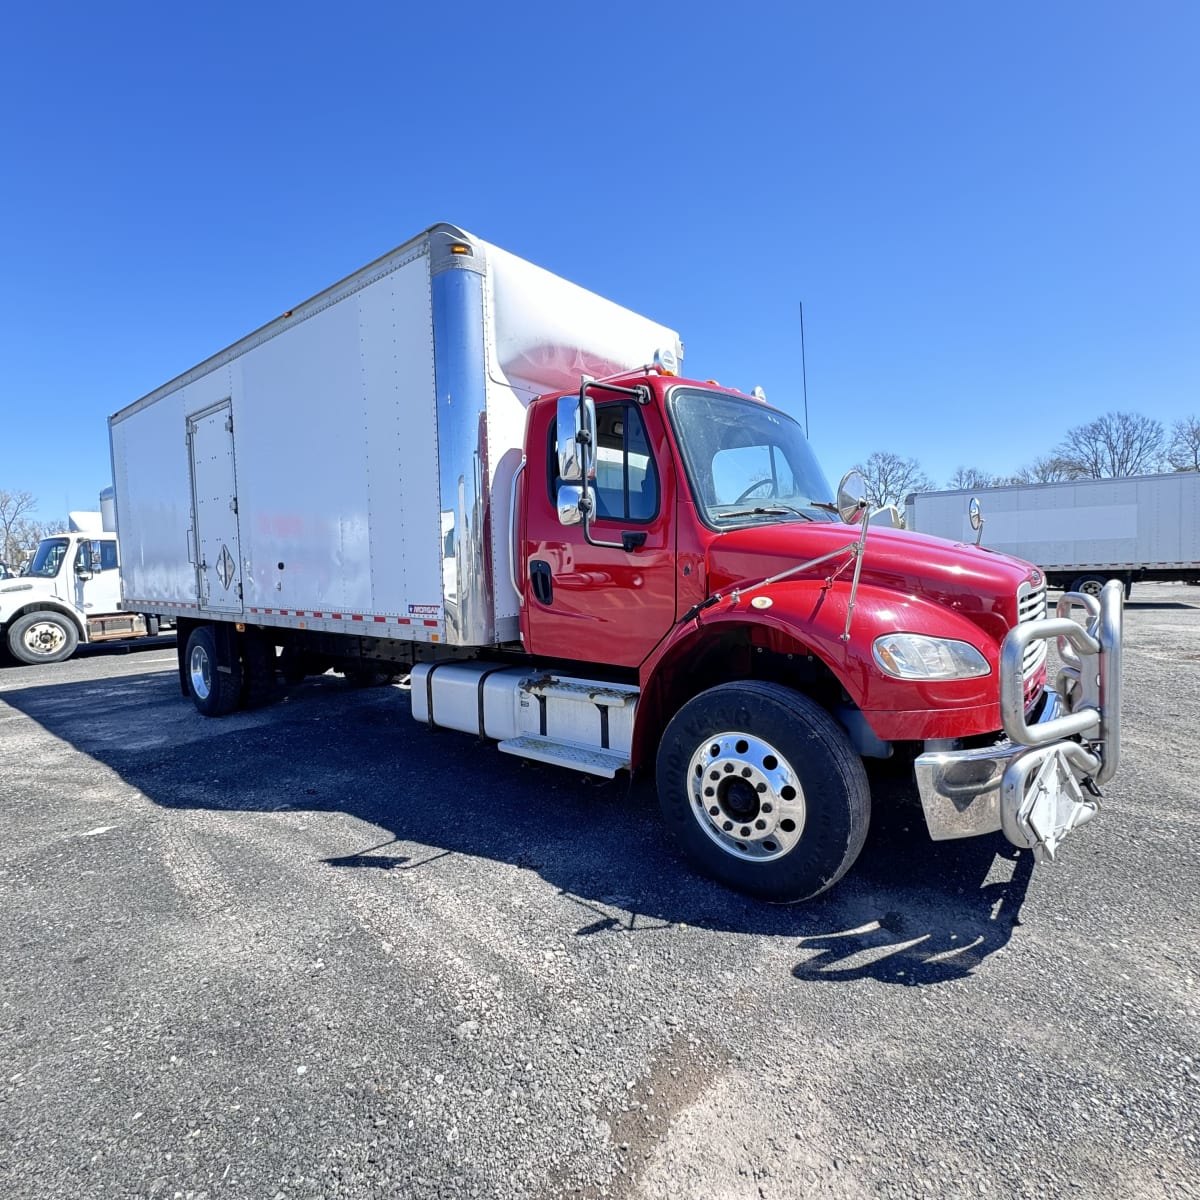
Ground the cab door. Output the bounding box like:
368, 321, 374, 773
72, 538, 122, 615
522, 398, 676, 668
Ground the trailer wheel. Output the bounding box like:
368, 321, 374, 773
343, 667, 401, 687
1069, 574, 1107, 598
656, 682, 870, 903
143, 615, 160, 637
7, 611, 79, 665
185, 626, 243, 716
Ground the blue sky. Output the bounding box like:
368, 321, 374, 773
1, 2, 1197, 520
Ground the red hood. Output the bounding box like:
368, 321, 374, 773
706, 520, 1039, 643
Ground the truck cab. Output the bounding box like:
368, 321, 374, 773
0, 517, 161, 665
480, 364, 1122, 900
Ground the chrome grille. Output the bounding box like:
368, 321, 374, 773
1017, 578, 1048, 678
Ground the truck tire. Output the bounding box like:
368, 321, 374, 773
185, 625, 243, 716
143, 615, 161, 637
7, 611, 80, 665
1069, 574, 1107, 598
656, 682, 871, 903
343, 666, 401, 687
241, 630, 279, 709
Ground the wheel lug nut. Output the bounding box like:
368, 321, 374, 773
761, 803, 773, 813
722, 820, 733, 832
709, 806, 720, 816
740, 826, 751, 837
755, 819, 766, 830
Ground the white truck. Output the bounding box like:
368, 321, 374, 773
0, 490, 166, 664
108, 223, 1124, 902
906, 472, 1200, 597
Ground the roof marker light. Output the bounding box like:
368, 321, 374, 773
751, 386, 767, 402
653, 347, 679, 376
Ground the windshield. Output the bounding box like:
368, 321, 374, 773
24, 537, 69, 578
667, 388, 836, 525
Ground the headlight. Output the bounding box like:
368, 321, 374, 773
872, 634, 990, 680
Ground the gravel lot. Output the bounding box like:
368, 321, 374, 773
1, 587, 1197, 1200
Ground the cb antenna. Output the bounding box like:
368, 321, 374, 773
799, 301, 810, 438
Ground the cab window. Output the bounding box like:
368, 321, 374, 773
548, 402, 659, 523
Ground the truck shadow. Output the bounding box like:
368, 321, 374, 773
2, 668, 1033, 985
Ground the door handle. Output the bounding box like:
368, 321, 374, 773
529, 560, 553, 605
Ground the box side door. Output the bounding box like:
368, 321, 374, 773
187, 401, 244, 614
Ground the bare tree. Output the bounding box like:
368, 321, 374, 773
1166, 415, 1200, 472
851, 451, 933, 509
946, 466, 999, 490
1003, 454, 1083, 485
0, 489, 46, 571
1054, 411, 1165, 478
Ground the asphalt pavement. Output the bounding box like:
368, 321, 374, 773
1, 588, 1197, 1200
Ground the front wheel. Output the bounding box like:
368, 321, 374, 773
7, 611, 80, 665
656, 682, 870, 902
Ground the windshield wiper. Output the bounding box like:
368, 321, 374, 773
714, 505, 815, 521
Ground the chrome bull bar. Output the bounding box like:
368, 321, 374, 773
997, 579, 1123, 861
914, 579, 1123, 864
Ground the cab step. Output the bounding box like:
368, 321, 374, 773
497, 736, 629, 778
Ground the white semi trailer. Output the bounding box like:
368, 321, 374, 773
906, 473, 1200, 596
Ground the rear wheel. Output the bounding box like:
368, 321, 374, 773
7, 611, 79, 665
185, 625, 243, 716
1069, 574, 1107, 598
656, 682, 871, 902
241, 630, 280, 709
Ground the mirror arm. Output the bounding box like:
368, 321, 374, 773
841, 502, 871, 643
576, 384, 633, 552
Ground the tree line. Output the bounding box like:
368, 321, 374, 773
0, 490, 64, 574
853, 412, 1200, 510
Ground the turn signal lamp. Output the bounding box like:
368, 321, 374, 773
450, 243, 472, 256
653, 347, 679, 376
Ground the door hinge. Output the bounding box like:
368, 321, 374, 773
230, 496, 239, 514
225, 415, 234, 432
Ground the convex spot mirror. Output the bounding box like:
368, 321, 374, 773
968, 496, 983, 531
836, 470, 869, 524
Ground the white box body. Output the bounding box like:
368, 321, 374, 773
109, 224, 681, 647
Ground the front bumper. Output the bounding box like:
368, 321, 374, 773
914, 581, 1123, 863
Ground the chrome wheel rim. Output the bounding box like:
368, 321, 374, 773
687, 731, 806, 862
189, 644, 213, 700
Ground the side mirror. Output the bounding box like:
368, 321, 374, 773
836, 470, 869, 525
556, 394, 596, 485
